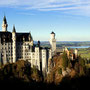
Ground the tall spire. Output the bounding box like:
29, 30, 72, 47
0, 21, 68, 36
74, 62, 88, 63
12, 25, 16, 33
2, 15, 8, 32
3, 15, 7, 24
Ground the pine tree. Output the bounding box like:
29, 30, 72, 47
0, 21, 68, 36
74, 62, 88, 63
62, 52, 68, 70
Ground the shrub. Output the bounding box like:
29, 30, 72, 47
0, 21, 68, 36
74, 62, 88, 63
58, 68, 62, 74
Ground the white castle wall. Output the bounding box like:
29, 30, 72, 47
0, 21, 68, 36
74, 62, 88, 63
41, 49, 47, 75
31, 52, 35, 67
35, 47, 40, 70
12, 32, 16, 63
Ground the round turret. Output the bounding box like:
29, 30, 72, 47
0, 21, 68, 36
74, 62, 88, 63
50, 31, 56, 56
12, 25, 16, 63
50, 31, 55, 39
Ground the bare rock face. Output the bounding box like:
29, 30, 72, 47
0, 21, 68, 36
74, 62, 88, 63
62, 71, 68, 77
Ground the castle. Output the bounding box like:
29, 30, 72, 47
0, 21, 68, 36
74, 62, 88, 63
64, 47, 78, 60
0, 16, 56, 76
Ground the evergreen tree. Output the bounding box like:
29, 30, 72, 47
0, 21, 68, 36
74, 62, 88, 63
79, 56, 85, 67
78, 56, 85, 76
62, 52, 68, 70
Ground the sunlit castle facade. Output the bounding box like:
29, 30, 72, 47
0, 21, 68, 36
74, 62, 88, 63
50, 31, 56, 55
0, 16, 56, 75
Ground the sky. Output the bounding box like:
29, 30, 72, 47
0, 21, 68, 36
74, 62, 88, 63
0, 0, 90, 41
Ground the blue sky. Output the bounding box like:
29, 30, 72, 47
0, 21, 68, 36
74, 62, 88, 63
0, 0, 90, 41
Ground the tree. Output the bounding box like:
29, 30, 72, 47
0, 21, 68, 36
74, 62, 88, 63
62, 52, 69, 70
58, 68, 62, 74
79, 56, 85, 67
68, 59, 72, 68
74, 62, 79, 73
78, 56, 85, 76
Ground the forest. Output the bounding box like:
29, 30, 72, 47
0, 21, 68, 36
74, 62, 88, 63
0, 52, 90, 89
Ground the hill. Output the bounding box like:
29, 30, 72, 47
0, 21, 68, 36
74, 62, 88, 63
0, 55, 90, 89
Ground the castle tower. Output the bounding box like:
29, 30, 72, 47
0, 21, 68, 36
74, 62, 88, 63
50, 31, 56, 55
23, 36, 25, 60
42, 49, 47, 77
35, 47, 40, 70
12, 25, 16, 63
2, 16, 8, 32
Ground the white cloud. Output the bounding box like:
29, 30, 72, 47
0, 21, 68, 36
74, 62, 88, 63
0, 0, 90, 16
18, 12, 35, 16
